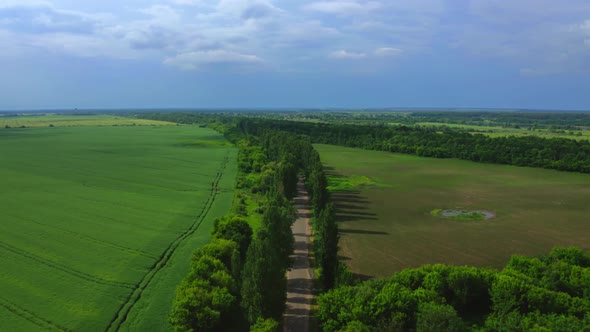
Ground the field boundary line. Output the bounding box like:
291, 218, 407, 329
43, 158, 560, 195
104, 152, 230, 332
0, 241, 135, 289
3, 213, 156, 259
0, 296, 70, 332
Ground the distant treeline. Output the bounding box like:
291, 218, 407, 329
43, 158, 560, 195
236, 119, 590, 173
404, 111, 590, 128
147, 109, 590, 130
317, 247, 590, 331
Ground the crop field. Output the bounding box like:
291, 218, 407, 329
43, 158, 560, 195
315, 144, 590, 278
0, 125, 237, 331
0, 114, 173, 128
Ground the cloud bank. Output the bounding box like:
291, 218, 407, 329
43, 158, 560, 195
0, 0, 589, 75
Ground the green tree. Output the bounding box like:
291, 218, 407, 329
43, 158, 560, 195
212, 216, 253, 261
416, 303, 467, 332
316, 203, 339, 289
241, 228, 287, 324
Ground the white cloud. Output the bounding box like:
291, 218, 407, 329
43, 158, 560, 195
0, 0, 433, 72
304, 1, 381, 16
164, 50, 263, 70
10, 0, 588, 76
375, 47, 401, 57
139, 5, 181, 23
26, 32, 137, 58
168, 0, 202, 5
329, 50, 366, 59
0, 0, 51, 9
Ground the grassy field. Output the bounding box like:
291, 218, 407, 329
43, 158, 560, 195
0, 125, 237, 331
315, 144, 590, 278
0, 114, 173, 128
384, 121, 590, 140
414, 122, 590, 140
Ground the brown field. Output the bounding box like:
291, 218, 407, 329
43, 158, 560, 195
316, 144, 590, 278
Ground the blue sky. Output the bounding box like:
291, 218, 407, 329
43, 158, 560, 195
1, 0, 589, 110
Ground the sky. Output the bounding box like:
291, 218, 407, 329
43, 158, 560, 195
0, 0, 589, 110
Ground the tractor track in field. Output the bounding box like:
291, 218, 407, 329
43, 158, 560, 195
0, 295, 70, 331
104, 153, 229, 332
2, 212, 156, 259
0, 241, 135, 289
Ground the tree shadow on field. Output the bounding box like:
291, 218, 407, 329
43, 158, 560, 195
329, 187, 378, 223
339, 229, 388, 235
353, 272, 375, 282
337, 215, 378, 222
323, 166, 337, 173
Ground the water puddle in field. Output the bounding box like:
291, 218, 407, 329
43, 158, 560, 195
432, 209, 496, 221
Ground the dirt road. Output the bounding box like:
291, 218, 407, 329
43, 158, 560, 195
282, 180, 313, 332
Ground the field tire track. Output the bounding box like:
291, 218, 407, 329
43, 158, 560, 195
0, 241, 135, 289
2, 213, 156, 259
0, 296, 70, 332
104, 153, 229, 332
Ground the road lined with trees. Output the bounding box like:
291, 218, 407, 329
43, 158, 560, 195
139, 112, 590, 331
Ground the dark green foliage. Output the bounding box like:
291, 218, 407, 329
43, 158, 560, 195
342, 321, 373, 331
307, 166, 329, 213
335, 262, 358, 287
171, 216, 254, 331
545, 246, 590, 267
261, 196, 295, 267
316, 279, 441, 331
504, 248, 590, 301
483, 311, 590, 331
240, 192, 294, 324
191, 239, 241, 280
169, 254, 239, 332
212, 216, 253, 261
250, 318, 280, 332
416, 303, 467, 332
241, 228, 288, 323
317, 248, 590, 332
315, 204, 339, 289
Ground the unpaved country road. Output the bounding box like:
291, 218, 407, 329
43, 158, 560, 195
283, 179, 313, 332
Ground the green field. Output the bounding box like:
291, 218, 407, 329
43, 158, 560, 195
0, 114, 173, 128
315, 144, 590, 278
0, 126, 237, 331
415, 122, 590, 140
384, 121, 590, 140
